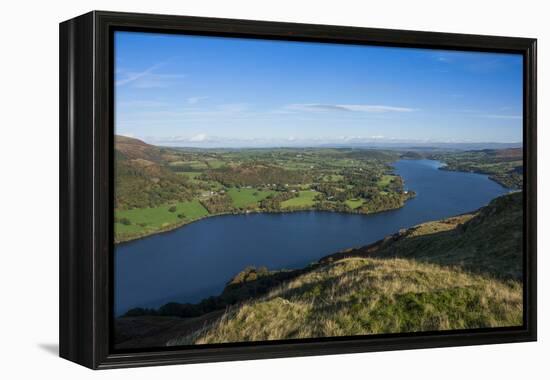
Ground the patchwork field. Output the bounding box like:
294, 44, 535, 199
280, 190, 319, 208
114, 136, 415, 242
227, 188, 275, 208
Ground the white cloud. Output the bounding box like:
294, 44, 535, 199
286, 103, 416, 113
339, 104, 415, 112
436, 55, 453, 63
151, 134, 218, 144
140, 133, 521, 148
118, 100, 168, 107
483, 114, 522, 120
116, 63, 186, 88
189, 133, 208, 142
187, 96, 209, 105
116, 63, 163, 86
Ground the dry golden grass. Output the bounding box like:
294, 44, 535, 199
169, 257, 522, 345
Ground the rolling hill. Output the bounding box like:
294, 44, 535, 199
432, 148, 523, 189
115, 135, 194, 210
115, 135, 164, 162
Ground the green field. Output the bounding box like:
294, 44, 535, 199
322, 174, 344, 182
169, 160, 209, 170
377, 175, 396, 188
115, 200, 209, 239
177, 171, 202, 182
227, 188, 275, 208
281, 190, 318, 208
206, 159, 226, 169
345, 198, 364, 209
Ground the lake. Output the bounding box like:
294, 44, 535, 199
115, 159, 507, 315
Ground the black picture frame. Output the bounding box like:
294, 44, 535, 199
59, 10, 537, 369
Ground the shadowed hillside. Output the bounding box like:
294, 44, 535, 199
321, 191, 523, 281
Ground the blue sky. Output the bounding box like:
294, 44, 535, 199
115, 31, 523, 147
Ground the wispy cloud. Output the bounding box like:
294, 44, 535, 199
187, 96, 209, 105
435, 54, 454, 63
151, 134, 224, 145
189, 133, 209, 142
459, 109, 522, 120
482, 114, 522, 120
116, 63, 164, 86
118, 100, 168, 108
285, 103, 416, 113
116, 63, 186, 88
117, 104, 255, 126
432, 51, 518, 74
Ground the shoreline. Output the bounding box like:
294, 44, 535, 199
114, 159, 516, 245
116, 159, 418, 244
438, 165, 520, 190
115, 197, 414, 245
431, 157, 520, 190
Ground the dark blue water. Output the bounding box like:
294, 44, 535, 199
115, 159, 507, 315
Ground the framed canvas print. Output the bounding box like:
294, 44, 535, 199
59, 11, 537, 369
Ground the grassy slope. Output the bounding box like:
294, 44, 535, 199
344, 198, 364, 209
325, 191, 523, 281
168, 192, 523, 345
115, 200, 209, 238
377, 174, 397, 188
281, 190, 318, 208
227, 188, 275, 208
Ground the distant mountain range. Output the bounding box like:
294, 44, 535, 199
316, 141, 522, 151
121, 133, 521, 151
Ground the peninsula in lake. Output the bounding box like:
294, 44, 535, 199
115, 135, 418, 243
